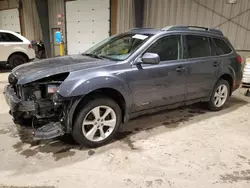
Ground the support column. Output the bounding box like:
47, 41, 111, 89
35, 0, 51, 58
111, 0, 118, 35
134, 0, 144, 28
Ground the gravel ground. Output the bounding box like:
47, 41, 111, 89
0, 69, 250, 188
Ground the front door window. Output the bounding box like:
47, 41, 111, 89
145, 35, 182, 61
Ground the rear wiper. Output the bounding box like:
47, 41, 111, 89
83, 53, 103, 59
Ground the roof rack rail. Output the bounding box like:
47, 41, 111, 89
130, 27, 154, 30
162, 25, 223, 36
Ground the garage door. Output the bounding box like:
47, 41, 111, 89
0, 9, 21, 33
66, 0, 110, 55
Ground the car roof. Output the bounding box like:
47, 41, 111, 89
128, 25, 224, 38
0, 29, 19, 34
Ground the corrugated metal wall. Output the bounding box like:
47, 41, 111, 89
48, 0, 66, 56
22, 0, 41, 41
48, 0, 66, 41
144, 0, 250, 51
0, 0, 18, 10
116, 0, 134, 33
0, 0, 41, 41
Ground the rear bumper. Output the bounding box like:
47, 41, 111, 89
242, 63, 250, 87
27, 48, 36, 60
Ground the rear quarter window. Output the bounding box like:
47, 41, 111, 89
0, 32, 23, 42
213, 38, 232, 55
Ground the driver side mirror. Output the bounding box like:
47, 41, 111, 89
140, 52, 160, 65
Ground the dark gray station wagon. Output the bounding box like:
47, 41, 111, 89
4, 26, 242, 147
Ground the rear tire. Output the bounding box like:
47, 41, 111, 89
9, 54, 28, 69
72, 97, 122, 148
208, 79, 230, 111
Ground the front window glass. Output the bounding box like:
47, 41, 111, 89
84, 33, 152, 61
145, 35, 181, 61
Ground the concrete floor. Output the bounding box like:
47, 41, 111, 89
0, 70, 250, 188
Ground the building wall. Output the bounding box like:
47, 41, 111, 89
48, 0, 66, 40
144, 0, 250, 51
116, 0, 134, 33
111, 0, 118, 35
0, 0, 18, 10
0, 0, 41, 40
48, 0, 66, 56
22, 0, 41, 41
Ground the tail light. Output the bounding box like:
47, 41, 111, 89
28, 44, 32, 49
236, 55, 242, 64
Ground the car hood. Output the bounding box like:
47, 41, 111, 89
12, 55, 115, 84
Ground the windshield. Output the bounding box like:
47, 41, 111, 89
84, 33, 152, 61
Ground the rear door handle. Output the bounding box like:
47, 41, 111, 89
213, 62, 218, 67
176, 66, 186, 72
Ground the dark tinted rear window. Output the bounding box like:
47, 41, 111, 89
187, 35, 210, 58
0, 32, 23, 42
213, 38, 232, 55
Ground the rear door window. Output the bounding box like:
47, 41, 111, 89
0, 32, 23, 42
209, 38, 217, 56
186, 35, 211, 58
213, 38, 232, 55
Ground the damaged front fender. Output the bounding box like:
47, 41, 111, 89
53, 94, 82, 133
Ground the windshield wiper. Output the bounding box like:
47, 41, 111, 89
83, 53, 103, 59
98, 55, 116, 61
83, 53, 117, 61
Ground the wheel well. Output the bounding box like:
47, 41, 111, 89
8, 52, 29, 63
219, 74, 233, 94
73, 88, 126, 125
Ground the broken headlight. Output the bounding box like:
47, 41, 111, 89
52, 92, 65, 102
8, 73, 17, 84
47, 84, 58, 94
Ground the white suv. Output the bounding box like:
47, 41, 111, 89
0, 30, 35, 68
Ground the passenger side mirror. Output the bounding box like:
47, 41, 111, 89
141, 53, 160, 65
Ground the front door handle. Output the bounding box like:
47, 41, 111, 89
176, 66, 186, 72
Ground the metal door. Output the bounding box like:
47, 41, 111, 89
66, 0, 110, 55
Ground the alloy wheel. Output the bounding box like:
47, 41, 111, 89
214, 84, 228, 107
82, 106, 117, 142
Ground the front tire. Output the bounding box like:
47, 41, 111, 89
208, 79, 230, 111
72, 97, 122, 148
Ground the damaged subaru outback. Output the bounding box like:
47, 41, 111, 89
4, 26, 242, 147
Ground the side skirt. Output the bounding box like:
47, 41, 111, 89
127, 97, 209, 121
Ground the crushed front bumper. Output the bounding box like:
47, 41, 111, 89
4, 85, 35, 113
4, 85, 65, 140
